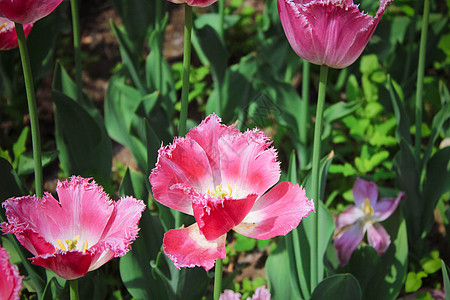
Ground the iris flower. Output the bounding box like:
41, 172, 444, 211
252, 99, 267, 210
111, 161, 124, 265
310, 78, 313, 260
0, 17, 32, 50
1, 176, 146, 280
0, 0, 64, 24
150, 114, 314, 270
334, 178, 404, 265
277, 0, 392, 68
0, 246, 23, 300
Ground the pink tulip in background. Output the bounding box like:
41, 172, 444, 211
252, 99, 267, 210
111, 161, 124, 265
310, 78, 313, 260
334, 178, 404, 265
0, 0, 64, 24
168, 0, 218, 7
0, 245, 23, 300
220, 286, 271, 300
277, 0, 393, 68
0, 17, 32, 50
1, 176, 146, 280
150, 114, 314, 270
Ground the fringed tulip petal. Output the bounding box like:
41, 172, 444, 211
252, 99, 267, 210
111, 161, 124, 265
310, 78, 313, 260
163, 223, 226, 271
219, 290, 242, 300
0, 0, 64, 24
0, 246, 23, 300
234, 182, 314, 239
353, 177, 378, 207
367, 223, 390, 255
193, 194, 258, 240
373, 192, 405, 222
150, 137, 215, 215
334, 222, 365, 266
32, 251, 92, 281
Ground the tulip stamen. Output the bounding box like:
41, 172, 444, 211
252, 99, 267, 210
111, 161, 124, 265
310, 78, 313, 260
56, 239, 67, 251
206, 183, 233, 198
82, 240, 88, 254
0, 23, 7, 31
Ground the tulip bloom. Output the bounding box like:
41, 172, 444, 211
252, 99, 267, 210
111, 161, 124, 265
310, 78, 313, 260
1, 176, 146, 280
0, 246, 23, 300
0, 0, 64, 24
168, 0, 218, 7
220, 286, 271, 300
150, 114, 314, 270
277, 0, 392, 68
0, 17, 32, 50
334, 178, 404, 265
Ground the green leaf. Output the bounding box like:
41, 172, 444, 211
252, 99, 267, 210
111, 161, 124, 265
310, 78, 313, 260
234, 233, 256, 252
441, 261, 450, 299
17, 151, 58, 176
311, 274, 361, 300
387, 77, 411, 144
405, 271, 427, 293
421, 250, 442, 274
12, 127, 29, 169
0, 157, 24, 203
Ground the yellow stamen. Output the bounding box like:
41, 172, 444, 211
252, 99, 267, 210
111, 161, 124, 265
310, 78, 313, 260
227, 184, 233, 197
361, 198, 374, 217
0, 23, 7, 31
206, 183, 234, 198
82, 240, 88, 254
56, 239, 67, 251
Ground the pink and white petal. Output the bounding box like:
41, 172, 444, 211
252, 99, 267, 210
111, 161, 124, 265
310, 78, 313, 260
0, 246, 23, 300
31, 251, 92, 280
335, 205, 364, 229
220, 290, 242, 300
219, 129, 280, 198
186, 114, 239, 184
251, 286, 271, 300
353, 177, 378, 208
1, 224, 55, 257
234, 182, 314, 240
367, 223, 391, 255
372, 192, 404, 222
193, 194, 258, 240
334, 222, 365, 266
88, 196, 146, 263
150, 137, 215, 214
163, 223, 226, 271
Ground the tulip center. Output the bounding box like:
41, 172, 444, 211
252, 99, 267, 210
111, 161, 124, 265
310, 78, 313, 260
0, 23, 6, 32
361, 198, 374, 219
56, 235, 89, 253
206, 183, 233, 198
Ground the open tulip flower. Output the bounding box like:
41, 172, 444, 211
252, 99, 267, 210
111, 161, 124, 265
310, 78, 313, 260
150, 114, 314, 270
0, 246, 23, 300
0, 0, 64, 24
334, 178, 404, 266
0, 17, 32, 50
1, 176, 146, 280
277, 0, 393, 68
168, 0, 218, 7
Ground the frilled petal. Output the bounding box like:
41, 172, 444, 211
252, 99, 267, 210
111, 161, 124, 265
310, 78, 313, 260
0, 0, 64, 24
219, 129, 280, 198
251, 286, 271, 300
334, 222, 365, 266
31, 251, 92, 280
87, 196, 146, 271
186, 114, 239, 185
0, 246, 23, 300
372, 192, 404, 222
150, 137, 215, 215
234, 182, 314, 239
169, 0, 218, 7
220, 290, 241, 300
366, 223, 390, 255
335, 205, 364, 229
0, 17, 33, 50
163, 223, 226, 271
193, 194, 258, 240
353, 177, 378, 208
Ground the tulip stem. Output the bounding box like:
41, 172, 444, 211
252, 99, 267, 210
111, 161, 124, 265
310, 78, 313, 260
15, 23, 43, 198
310, 64, 328, 290
415, 0, 430, 160
70, 279, 79, 300
70, 0, 83, 103
299, 60, 310, 168
213, 258, 223, 300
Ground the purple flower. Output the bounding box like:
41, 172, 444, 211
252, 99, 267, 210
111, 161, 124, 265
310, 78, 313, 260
334, 178, 404, 265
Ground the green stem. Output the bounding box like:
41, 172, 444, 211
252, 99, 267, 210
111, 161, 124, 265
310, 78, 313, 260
176, 4, 193, 229
415, 0, 430, 159
70, 279, 79, 300
299, 61, 310, 169
213, 258, 223, 300
70, 0, 83, 103
155, 0, 163, 92
15, 23, 43, 198
310, 64, 328, 290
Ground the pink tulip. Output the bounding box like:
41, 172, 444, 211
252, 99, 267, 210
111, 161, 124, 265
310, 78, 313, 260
220, 286, 271, 300
1, 176, 146, 280
0, 0, 64, 24
150, 114, 314, 270
0, 246, 23, 300
168, 0, 218, 7
334, 178, 404, 266
0, 17, 32, 50
277, 0, 392, 68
